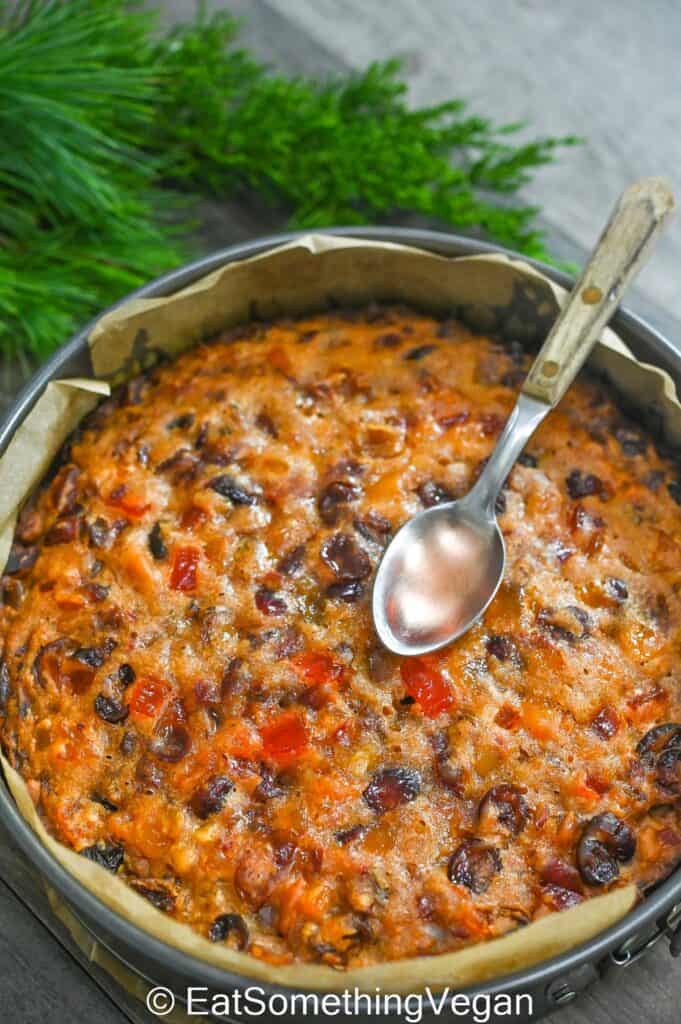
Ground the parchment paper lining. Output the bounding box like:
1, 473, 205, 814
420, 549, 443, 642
2, 234, 679, 994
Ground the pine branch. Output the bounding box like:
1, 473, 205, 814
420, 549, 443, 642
0, 0, 580, 362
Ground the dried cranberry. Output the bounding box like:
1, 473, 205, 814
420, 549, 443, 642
81, 842, 124, 873
478, 784, 530, 834
577, 812, 635, 886
277, 545, 305, 576
540, 858, 583, 893
591, 706, 619, 740
208, 475, 257, 505
32, 638, 70, 688
132, 884, 175, 912
190, 775, 234, 819
405, 344, 437, 361
565, 470, 603, 499
148, 522, 167, 560
320, 533, 371, 581
83, 582, 109, 603
255, 587, 287, 616
209, 913, 249, 949
363, 766, 421, 814
4, 544, 38, 576
318, 480, 361, 525
448, 839, 501, 894
94, 695, 129, 724
417, 480, 454, 508
325, 580, 365, 603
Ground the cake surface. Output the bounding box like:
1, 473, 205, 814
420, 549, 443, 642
1, 307, 681, 967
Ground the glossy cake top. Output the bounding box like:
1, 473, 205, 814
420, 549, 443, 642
1, 307, 681, 967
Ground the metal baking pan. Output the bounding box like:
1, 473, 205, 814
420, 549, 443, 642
1, 228, 680, 1021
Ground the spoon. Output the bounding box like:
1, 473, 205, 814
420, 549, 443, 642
372, 177, 675, 656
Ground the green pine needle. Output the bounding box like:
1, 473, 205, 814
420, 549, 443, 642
0, 0, 580, 361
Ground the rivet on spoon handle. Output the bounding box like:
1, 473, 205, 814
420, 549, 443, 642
523, 177, 675, 408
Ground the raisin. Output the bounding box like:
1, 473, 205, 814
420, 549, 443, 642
132, 883, 175, 912
255, 412, 278, 438
320, 533, 371, 581
495, 492, 507, 515
167, 413, 195, 430
363, 766, 421, 814
52, 465, 81, 516
4, 545, 39, 576
255, 587, 287, 616
148, 522, 168, 560
667, 479, 681, 505
478, 784, 530, 834
44, 516, 81, 545
209, 913, 249, 949
150, 720, 191, 763
565, 470, 603, 499
118, 663, 136, 686
374, 332, 403, 349
537, 606, 591, 644
334, 824, 369, 846
354, 512, 392, 544
81, 842, 124, 873
615, 426, 647, 456
209, 474, 256, 505
540, 858, 583, 893
91, 793, 118, 812
94, 695, 129, 724
636, 723, 681, 760
577, 812, 635, 886
0, 661, 10, 714
656, 746, 681, 794
417, 480, 454, 508
318, 480, 361, 525
88, 517, 126, 550
517, 452, 538, 467
277, 544, 305, 576
255, 765, 286, 801
157, 448, 201, 482
405, 344, 437, 361
448, 839, 501, 894
485, 634, 518, 662
32, 638, 70, 688
73, 642, 115, 669
190, 775, 234, 819
83, 583, 109, 602
325, 580, 365, 603
604, 577, 628, 603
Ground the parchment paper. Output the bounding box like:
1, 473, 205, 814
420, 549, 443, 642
3, 233, 679, 994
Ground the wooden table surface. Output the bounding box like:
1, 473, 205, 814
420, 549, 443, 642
2, 2, 681, 1021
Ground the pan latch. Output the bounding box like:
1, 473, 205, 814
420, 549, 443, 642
611, 903, 681, 967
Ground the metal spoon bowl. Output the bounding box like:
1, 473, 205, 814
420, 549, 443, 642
372, 178, 675, 656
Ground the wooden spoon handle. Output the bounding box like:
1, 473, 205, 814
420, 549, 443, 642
522, 177, 674, 407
